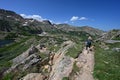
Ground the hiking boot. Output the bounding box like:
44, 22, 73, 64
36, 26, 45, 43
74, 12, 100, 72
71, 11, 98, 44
90, 49, 92, 51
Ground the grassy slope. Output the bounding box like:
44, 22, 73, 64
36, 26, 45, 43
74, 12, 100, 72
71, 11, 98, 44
0, 36, 38, 71
94, 43, 120, 80
1, 29, 95, 80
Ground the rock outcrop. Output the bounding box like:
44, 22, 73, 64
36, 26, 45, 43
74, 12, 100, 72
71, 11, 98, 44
49, 41, 75, 80
73, 48, 95, 80
5, 45, 41, 74
104, 40, 120, 44
12, 46, 38, 66
20, 73, 44, 80
112, 48, 120, 52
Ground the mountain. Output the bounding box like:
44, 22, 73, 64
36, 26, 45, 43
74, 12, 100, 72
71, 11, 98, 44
0, 9, 104, 36
0, 9, 120, 80
0, 9, 24, 32
0, 8, 104, 40
77, 26, 105, 36
56, 24, 104, 36
0, 9, 57, 33
55, 24, 77, 31
0, 9, 24, 22
96, 29, 120, 41
0, 9, 59, 39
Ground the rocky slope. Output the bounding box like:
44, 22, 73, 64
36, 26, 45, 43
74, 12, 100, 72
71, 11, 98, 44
96, 29, 120, 41
78, 26, 104, 36
3, 40, 76, 80
0, 9, 57, 38
56, 24, 104, 36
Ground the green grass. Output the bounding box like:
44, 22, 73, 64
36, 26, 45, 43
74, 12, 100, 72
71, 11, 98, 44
2, 72, 14, 80
0, 30, 98, 80
0, 36, 34, 71
73, 61, 80, 72
62, 77, 69, 80
94, 43, 120, 80
106, 42, 120, 49
68, 61, 80, 79
66, 42, 83, 58
48, 45, 60, 52
112, 37, 120, 40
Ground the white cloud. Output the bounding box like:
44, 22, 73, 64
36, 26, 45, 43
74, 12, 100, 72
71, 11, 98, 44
70, 16, 88, 22
20, 14, 45, 21
79, 17, 88, 20
70, 16, 79, 21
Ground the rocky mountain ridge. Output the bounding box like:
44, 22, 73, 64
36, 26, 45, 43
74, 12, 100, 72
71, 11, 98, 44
0, 9, 104, 38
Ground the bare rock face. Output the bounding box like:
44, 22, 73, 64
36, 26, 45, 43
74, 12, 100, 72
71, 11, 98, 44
12, 46, 38, 66
22, 54, 41, 70
20, 73, 44, 80
5, 45, 41, 74
28, 46, 38, 55
97, 30, 120, 41
49, 41, 75, 80
49, 56, 74, 80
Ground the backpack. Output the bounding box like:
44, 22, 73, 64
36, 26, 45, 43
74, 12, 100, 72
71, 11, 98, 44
86, 40, 91, 46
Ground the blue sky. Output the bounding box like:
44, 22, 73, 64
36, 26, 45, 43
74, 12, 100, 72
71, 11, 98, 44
0, 0, 120, 31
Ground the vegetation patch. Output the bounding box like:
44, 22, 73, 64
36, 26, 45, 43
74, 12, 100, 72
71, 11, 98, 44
66, 43, 82, 58
0, 36, 36, 71
62, 77, 69, 80
93, 43, 120, 80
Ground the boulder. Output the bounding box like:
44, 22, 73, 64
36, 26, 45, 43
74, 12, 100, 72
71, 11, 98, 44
12, 46, 38, 65
20, 73, 44, 80
29, 46, 38, 55
112, 48, 120, 52
49, 56, 74, 80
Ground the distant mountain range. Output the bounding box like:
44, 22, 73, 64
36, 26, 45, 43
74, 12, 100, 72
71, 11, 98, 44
0, 8, 109, 38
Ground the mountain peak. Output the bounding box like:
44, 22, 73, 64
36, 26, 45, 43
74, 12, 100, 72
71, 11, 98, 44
42, 20, 52, 25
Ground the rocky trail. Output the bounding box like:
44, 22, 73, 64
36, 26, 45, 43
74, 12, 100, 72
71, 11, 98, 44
48, 41, 95, 80
73, 48, 95, 80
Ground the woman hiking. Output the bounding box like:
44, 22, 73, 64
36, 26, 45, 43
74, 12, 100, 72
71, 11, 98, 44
85, 36, 92, 50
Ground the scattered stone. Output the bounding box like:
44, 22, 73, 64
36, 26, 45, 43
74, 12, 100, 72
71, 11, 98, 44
104, 40, 120, 44
103, 61, 109, 64
20, 73, 44, 80
99, 42, 109, 50
29, 46, 38, 55
112, 48, 120, 52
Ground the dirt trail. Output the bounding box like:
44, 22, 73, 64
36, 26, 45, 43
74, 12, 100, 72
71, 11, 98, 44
74, 48, 95, 80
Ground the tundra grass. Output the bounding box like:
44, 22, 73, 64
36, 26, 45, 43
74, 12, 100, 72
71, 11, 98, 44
0, 36, 33, 71
94, 43, 120, 80
66, 42, 83, 58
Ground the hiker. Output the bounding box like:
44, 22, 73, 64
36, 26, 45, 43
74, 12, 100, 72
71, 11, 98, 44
85, 36, 92, 50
